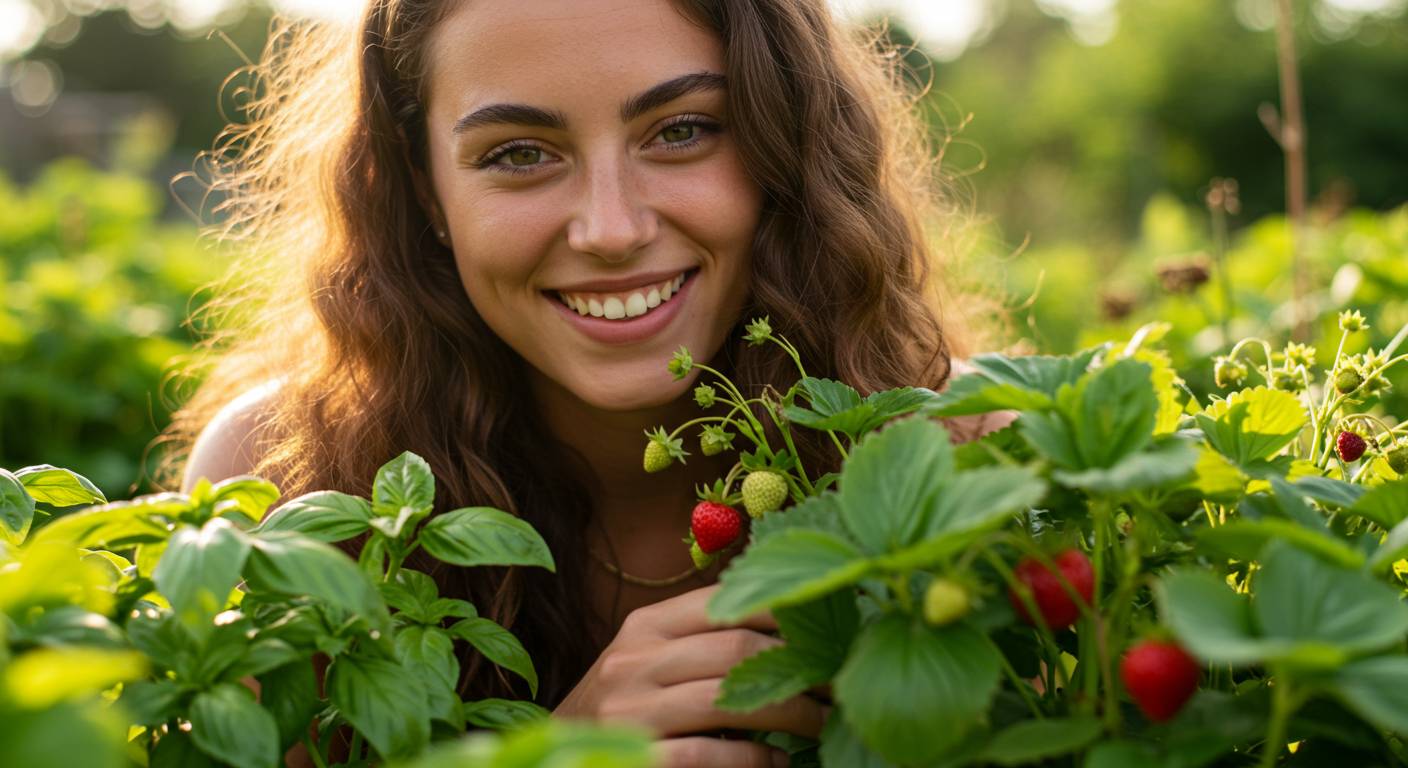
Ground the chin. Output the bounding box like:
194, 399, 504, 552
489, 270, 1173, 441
570, 369, 696, 413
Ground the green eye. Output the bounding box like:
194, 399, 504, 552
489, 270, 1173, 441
661, 124, 696, 143
506, 147, 542, 166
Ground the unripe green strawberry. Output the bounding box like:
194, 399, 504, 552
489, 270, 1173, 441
1213, 356, 1247, 389
690, 540, 716, 570
741, 471, 788, 519
1273, 368, 1304, 393
1334, 367, 1364, 395
643, 440, 673, 473
643, 427, 686, 473
923, 579, 970, 627
1388, 443, 1408, 475
699, 426, 734, 457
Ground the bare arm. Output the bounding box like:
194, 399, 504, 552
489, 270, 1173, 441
180, 382, 281, 494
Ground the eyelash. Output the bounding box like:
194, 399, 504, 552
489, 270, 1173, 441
472, 115, 722, 177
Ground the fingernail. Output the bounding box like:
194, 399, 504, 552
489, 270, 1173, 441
772, 749, 790, 768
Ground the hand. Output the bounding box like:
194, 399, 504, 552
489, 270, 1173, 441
554, 584, 829, 767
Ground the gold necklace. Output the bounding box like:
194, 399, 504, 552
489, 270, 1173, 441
589, 548, 700, 588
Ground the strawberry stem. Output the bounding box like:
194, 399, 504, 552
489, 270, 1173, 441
1259, 672, 1304, 768
1228, 337, 1276, 387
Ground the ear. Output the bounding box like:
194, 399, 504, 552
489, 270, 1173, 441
410, 163, 451, 246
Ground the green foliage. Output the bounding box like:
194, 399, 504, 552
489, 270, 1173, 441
641, 317, 1408, 767
0, 160, 226, 497
0, 450, 640, 768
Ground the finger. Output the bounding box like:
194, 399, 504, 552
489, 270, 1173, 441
646, 679, 828, 740
634, 585, 779, 638
653, 737, 788, 768
650, 629, 785, 686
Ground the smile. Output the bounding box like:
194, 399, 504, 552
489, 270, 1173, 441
554, 269, 694, 321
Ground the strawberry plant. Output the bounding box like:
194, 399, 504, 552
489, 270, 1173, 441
642, 314, 1408, 767
0, 454, 653, 768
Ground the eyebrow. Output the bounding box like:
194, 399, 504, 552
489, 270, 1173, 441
451, 71, 726, 136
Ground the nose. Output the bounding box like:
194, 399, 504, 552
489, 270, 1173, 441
566, 153, 657, 262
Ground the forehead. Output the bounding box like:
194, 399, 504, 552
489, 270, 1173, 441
423, 0, 724, 115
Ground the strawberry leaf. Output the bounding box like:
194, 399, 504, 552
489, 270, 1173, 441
965, 347, 1104, 396
839, 417, 953, 553
784, 380, 940, 441
924, 374, 1053, 417
1194, 387, 1307, 467
715, 645, 819, 712
1327, 656, 1408, 736
834, 614, 999, 765
708, 529, 871, 623
1052, 437, 1199, 493
1346, 479, 1408, 528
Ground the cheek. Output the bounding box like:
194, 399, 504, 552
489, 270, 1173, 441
655, 157, 763, 284
446, 193, 558, 299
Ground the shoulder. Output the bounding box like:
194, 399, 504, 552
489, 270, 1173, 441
935, 357, 1017, 445
181, 379, 284, 493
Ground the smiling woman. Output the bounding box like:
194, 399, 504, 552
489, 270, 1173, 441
162, 0, 993, 765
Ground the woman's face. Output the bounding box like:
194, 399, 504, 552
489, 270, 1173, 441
419, 0, 762, 413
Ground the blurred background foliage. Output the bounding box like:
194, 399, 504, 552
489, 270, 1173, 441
0, 0, 1405, 496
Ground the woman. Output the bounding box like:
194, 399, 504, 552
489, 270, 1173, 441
170, 0, 1004, 765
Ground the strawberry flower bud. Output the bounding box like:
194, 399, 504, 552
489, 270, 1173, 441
668, 346, 694, 380
1387, 441, 1408, 475
1213, 356, 1247, 389
1273, 368, 1305, 394
693, 384, 717, 408
743, 316, 773, 346
1338, 309, 1368, 333
699, 426, 734, 456
1283, 342, 1317, 369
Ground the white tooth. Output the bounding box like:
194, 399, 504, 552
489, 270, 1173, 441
674, 275, 684, 291
625, 292, 648, 317
574, 297, 589, 315
588, 298, 604, 317
661, 282, 673, 300
603, 296, 626, 319
645, 288, 661, 308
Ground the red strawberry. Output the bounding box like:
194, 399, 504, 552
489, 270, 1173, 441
1336, 431, 1367, 463
691, 501, 742, 554
1121, 639, 1200, 723
1008, 549, 1094, 629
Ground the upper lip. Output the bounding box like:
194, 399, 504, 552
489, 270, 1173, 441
548, 268, 694, 294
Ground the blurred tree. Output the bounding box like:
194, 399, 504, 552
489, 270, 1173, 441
2, 2, 274, 189
923, 0, 1408, 247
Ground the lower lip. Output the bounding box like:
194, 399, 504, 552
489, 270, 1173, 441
547, 272, 694, 345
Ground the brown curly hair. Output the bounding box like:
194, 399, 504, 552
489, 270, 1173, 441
160, 0, 990, 707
